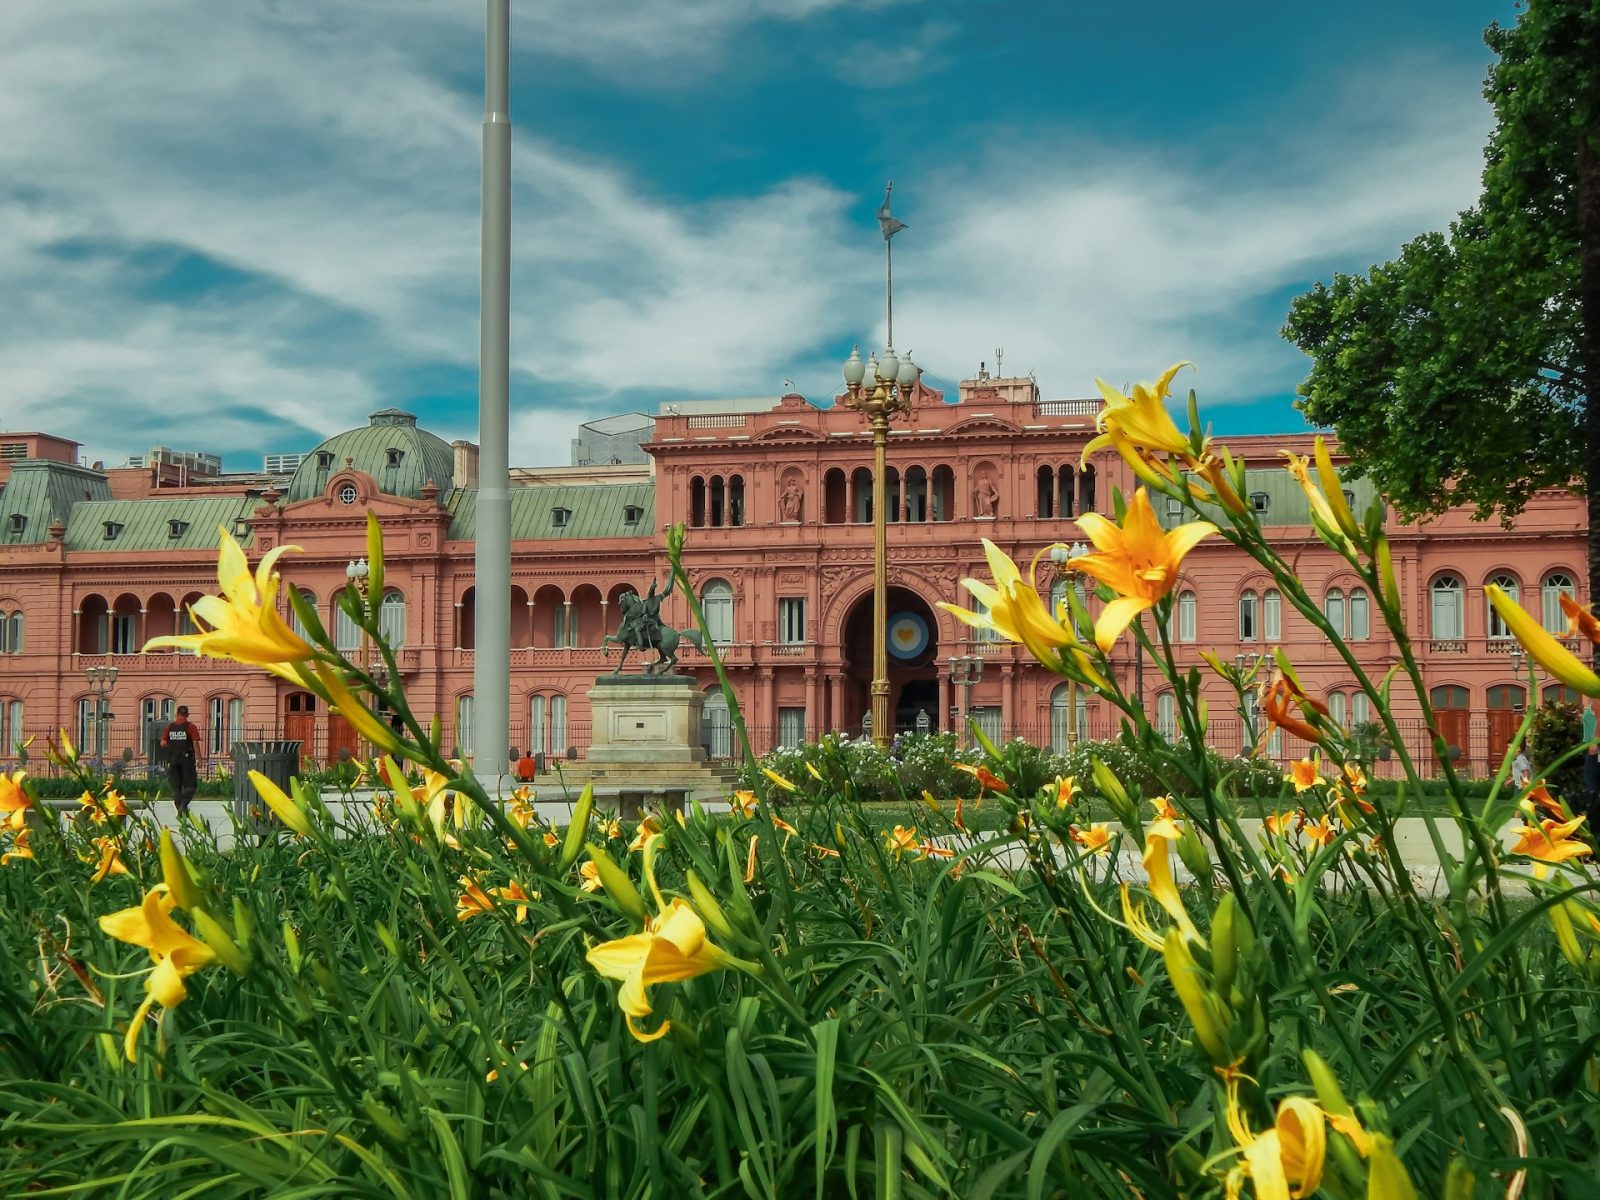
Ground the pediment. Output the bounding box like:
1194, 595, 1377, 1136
750, 425, 826, 443
946, 415, 1023, 436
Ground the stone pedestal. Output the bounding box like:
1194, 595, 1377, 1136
586, 675, 706, 765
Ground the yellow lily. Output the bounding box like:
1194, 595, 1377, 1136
1487, 584, 1600, 696
249, 771, 313, 838
1281, 448, 1357, 556
1071, 824, 1113, 855
762, 767, 798, 793
98, 884, 218, 1061
493, 880, 536, 923
1224, 1077, 1328, 1200
1073, 490, 1216, 653
1142, 823, 1202, 944
2, 826, 34, 865
885, 824, 920, 856
1287, 758, 1324, 793
0, 770, 31, 832
629, 816, 663, 852
90, 836, 130, 882
1054, 775, 1077, 808
1083, 362, 1193, 463
1510, 815, 1592, 864
456, 876, 496, 921
1119, 884, 1165, 950
143, 527, 313, 668
579, 860, 603, 892
729, 789, 759, 817
1562, 593, 1600, 644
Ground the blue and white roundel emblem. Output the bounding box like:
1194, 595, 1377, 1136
887, 611, 930, 660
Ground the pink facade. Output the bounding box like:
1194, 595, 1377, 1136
0, 378, 1586, 778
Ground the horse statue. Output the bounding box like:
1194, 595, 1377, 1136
601, 582, 706, 676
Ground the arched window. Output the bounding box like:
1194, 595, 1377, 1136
1541, 572, 1575, 634
0, 698, 22, 756
689, 476, 706, 528
1545, 683, 1583, 706
1178, 590, 1197, 643
455, 694, 475, 760
904, 466, 928, 522
1328, 691, 1346, 727
1263, 588, 1281, 641
1050, 682, 1087, 752
823, 468, 848, 524
379, 590, 406, 648
1058, 465, 1076, 518
1348, 587, 1370, 640
1486, 574, 1518, 640
0, 610, 21, 654
530, 694, 547, 757
1324, 588, 1345, 637
1239, 590, 1258, 641
551, 694, 568, 755
702, 579, 734, 645
333, 598, 361, 653
702, 689, 732, 759
931, 465, 955, 521
208, 696, 244, 756
851, 468, 873, 523
728, 475, 745, 527
1431, 576, 1464, 640
1078, 464, 1096, 513
1036, 465, 1055, 518
1156, 691, 1178, 740
709, 476, 726, 527
1350, 692, 1370, 726
885, 467, 902, 523
290, 589, 317, 642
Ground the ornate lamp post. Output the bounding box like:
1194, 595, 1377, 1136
842, 345, 919, 749
1048, 541, 1090, 749
85, 664, 119, 761
947, 653, 984, 749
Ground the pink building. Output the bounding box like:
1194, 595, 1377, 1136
0, 378, 1585, 777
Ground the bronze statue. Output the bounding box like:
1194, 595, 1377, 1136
602, 580, 706, 675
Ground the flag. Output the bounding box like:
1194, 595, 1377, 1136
877, 181, 907, 241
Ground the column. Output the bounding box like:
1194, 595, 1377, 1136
827, 673, 842, 734
805, 669, 819, 741
938, 668, 951, 733
1001, 664, 1015, 741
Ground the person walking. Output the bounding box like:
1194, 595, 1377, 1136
160, 705, 200, 818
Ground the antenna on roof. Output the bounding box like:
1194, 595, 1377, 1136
994, 347, 1004, 376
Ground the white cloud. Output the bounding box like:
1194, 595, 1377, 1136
0, 2, 1492, 469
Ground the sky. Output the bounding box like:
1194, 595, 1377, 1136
0, 0, 1517, 471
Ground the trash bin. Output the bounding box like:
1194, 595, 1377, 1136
233, 740, 303, 834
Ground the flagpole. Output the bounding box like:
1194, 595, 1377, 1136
886, 234, 893, 350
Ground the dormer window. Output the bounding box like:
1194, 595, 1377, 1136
8, 514, 25, 534
551, 506, 571, 529
1250, 492, 1270, 514
623, 504, 643, 525
385, 448, 405, 467
233, 517, 250, 537
103, 521, 123, 541
317, 451, 335, 470
168, 519, 190, 539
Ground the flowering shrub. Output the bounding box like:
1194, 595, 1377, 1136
3, 368, 1597, 1196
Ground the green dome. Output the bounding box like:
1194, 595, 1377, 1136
285, 408, 456, 503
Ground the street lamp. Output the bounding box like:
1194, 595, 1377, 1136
85, 664, 119, 761
842, 345, 919, 749
1048, 541, 1090, 749
947, 653, 984, 749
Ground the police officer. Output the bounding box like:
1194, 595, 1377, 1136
160, 705, 200, 817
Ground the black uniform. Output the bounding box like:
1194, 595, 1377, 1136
160, 718, 199, 813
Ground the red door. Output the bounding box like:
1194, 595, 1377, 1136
327, 713, 358, 764
283, 693, 319, 768
1431, 685, 1471, 772
1486, 685, 1526, 772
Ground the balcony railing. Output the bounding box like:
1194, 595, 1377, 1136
1427, 640, 1467, 654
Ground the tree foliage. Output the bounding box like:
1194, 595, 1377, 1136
1283, 0, 1598, 527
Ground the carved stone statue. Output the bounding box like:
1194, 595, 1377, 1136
973, 472, 1000, 518
601, 580, 706, 675
779, 480, 804, 522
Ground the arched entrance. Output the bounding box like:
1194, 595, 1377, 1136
840, 586, 941, 737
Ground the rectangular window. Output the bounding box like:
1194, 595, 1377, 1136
1349, 589, 1369, 640
1178, 592, 1196, 643
551, 695, 568, 754
77, 698, 96, 757
778, 598, 806, 644
110, 613, 137, 655
530, 695, 547, 757
1263, 590, 1281, 641
334, 605, 361, 653
971, 706, 1002, 744
974, 597, 1000, 642
553, 606, 577, 649
455, 695, 475, 760
210, 698, 225, 755
1, 699, 21, 755
778, 707, 806, 748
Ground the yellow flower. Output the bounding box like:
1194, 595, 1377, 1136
1142, 823, 1201, 944
771, 814, 798, 842
1224, 1077, 1328, 1200
1260, 673, 1328, 745
0, 770, 31, 832
920, 841, 955, 860
1511, 815, 1592, 865
938, 540, 1107, 685
90, 836, 130, 882
1054, 776, 1077, 809
1264, 811, 1297, 838
1281, 443, 1358, 554
1072, 489, 1216, 653
600, 818, 623, 842
1342, 764, 1367, 796
579, 860, 603, 892
249, 771, 313, 838
1071, 824, 1113, 855
1524, 784, 1567, 821
1119, 884, 1165, 950
954, 762, 1009, 794
1083, 363, 1193, 462
1151, 795, 1181, 823
456, 876, 496, 921
586, 897, 736, 1042
1288, 758, 1324, 793
811, 843, 841, 859
1303, 816, 1336, 848
543, 830, 560, 848
2, 826, 34, 865
629, 816, 663, 852
98, 884, 219, 1061
1487, 584, 1600, 696
143, 527, 313, 668
729, 789, 759, 817
761, 767, 798, 793
886, 824, 919, 856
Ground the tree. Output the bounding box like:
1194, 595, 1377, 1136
1284, 0, 1599, 595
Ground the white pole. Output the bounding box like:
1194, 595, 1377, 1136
473, 0, 511, 786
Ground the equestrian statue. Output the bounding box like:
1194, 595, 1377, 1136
601, 580, 706, 676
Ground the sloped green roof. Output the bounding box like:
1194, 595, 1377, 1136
285, 409, 455, 503
446, 482, 656, 542
64, 497, 260, 552
1157, 468, 1383, 529
0, 461, 112, 545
